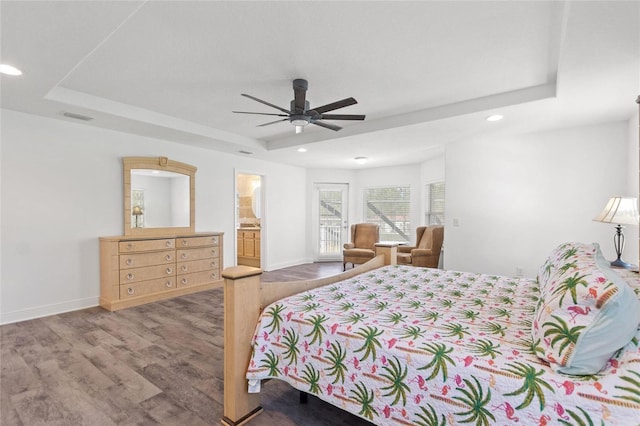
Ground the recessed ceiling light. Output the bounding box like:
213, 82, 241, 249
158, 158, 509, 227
485, 114, 504, 122
297, 148, 307, 153
354, 157, 368, 165
0, 64, 22, 76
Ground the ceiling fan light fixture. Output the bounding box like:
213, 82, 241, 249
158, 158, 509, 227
290, 115, 310, 126
233, 79, 365, 132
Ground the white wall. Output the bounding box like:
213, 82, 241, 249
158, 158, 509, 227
444, 120, 633, 277
1, 108, 635, 323
0, 109, 308, 324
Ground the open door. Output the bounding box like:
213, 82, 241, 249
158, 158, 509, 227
236, 173, 263, 268
312, 183, 348, 261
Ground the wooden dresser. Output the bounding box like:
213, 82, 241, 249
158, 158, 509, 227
100, 232, 223, 311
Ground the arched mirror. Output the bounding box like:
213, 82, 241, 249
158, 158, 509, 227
123, 156, 196, 236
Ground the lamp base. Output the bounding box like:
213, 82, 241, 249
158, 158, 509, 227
610, 258, 633, 269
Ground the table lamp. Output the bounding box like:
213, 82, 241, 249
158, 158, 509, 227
594, 197, 639, 268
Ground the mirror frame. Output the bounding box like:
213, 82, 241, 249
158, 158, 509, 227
123, 156, 196, 236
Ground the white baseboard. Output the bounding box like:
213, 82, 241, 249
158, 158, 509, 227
1, 297, 100, 325
264, 257, 314, 272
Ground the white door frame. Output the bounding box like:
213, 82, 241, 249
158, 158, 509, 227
312, 183, 349, 262
234, 171, 265, 268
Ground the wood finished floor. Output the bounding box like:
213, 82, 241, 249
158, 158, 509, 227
1, 262, 372, 426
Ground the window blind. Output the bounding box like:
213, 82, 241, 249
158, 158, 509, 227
427, 182, 445, 225
364, 186, 411, 242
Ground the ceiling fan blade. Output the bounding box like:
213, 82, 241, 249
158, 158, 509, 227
293, 79, 308, 113
320, 114, 366, 121
233, 111, 289, 117
257, 118, 288, 127
311, 97, 357, 114
241, 94, 290, 114
312, 120, 342, 131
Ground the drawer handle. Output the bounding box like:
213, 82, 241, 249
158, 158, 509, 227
181, 253, 188, 259
181, 278, 188, 285
182, 240, 188, 246
127, 288, 134, 295
211, 250, 216, 255
181, 265, 188, 272
165, 254, 172, 261
211, 272, 217, 279
126, 243, 133, 250
166, 241, 172, 247
166, 268, 173, 274
211, 261, 216, 267
126, 273, 134, 280
126, 258, 133, 266
166, 281, 172, 288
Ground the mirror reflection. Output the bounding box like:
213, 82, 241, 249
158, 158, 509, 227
123, 156, 196, 236
131, 169, 190, 228
237, 173, 262, 227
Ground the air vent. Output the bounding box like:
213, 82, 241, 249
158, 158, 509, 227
62, 112, 93, 121
238, 150, 253, 155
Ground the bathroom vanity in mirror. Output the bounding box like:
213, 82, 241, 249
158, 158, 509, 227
99, 157, 223, 311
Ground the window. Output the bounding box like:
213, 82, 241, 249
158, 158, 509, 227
364, 186, 411, 242
426, 182, 445, 225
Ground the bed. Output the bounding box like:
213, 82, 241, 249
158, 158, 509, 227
222, 242, 640, 425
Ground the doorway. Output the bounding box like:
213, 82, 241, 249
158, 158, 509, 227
236, 173, 263, 268
312, 183, 348, 261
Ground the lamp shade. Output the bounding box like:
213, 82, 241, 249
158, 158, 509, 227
132, 205, 143, 216
594, 197, 639, 225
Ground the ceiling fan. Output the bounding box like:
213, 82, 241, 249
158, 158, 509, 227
233, 79, 365, 132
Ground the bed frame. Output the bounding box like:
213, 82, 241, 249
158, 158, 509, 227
221, 254, 386, 426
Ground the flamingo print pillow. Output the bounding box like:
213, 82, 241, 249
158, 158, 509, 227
532, 242, 640, 375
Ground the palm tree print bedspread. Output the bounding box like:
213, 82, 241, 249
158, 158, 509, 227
247, 265, 640, 425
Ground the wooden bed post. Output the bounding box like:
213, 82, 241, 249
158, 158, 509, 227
221, 266, 264, 426
221, 255, 385, 425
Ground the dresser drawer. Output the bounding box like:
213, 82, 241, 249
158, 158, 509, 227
177, 246, 219, 262
119, 239, 174, 253
120, 250, 175, 269
120, 264, 176, 284
176, 235, 219, 248
100, 232, 223, 311
120, 277, 176, 299
177, 269, 220, 287
177, 258, 219, 274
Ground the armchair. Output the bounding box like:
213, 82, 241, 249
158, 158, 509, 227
397, 225, 444, 268
343, 223, 380, 270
